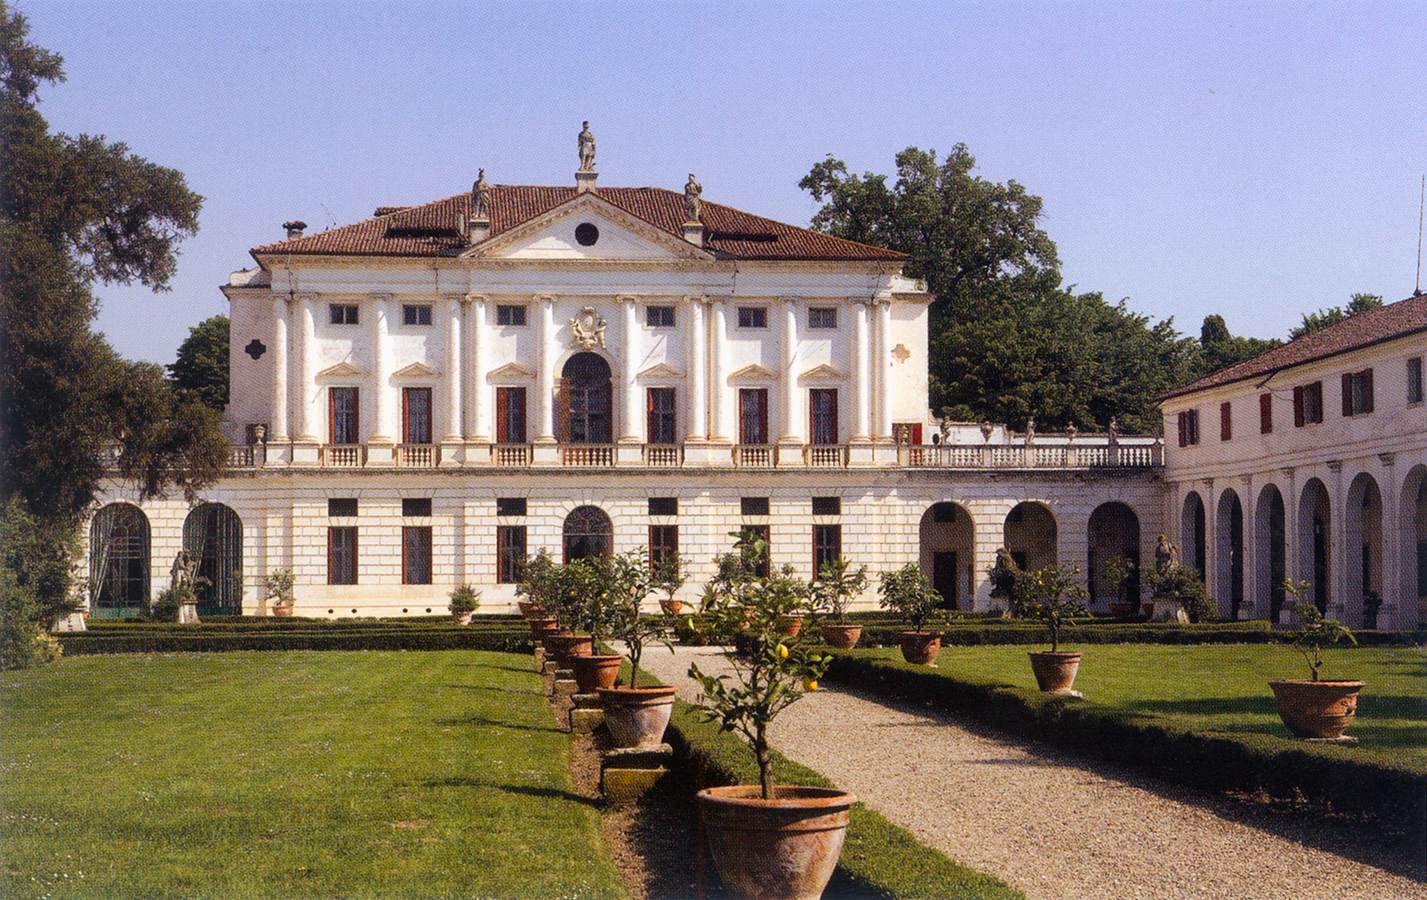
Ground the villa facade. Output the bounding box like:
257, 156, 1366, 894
80, 146, 1166, 618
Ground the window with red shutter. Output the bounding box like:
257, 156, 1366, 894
1293, 386, 1305, 426
1341, 373, 1354, 417
1259, 393, 1273, 433
1220, 402, 1232, 441
496, 387, 526, 443
1177, 411, 1187, 447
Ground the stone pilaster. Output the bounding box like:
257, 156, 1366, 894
465, 293, 490, 445
367, 293, 395, 465
440, 294, 463, 464
533, 294, 558, 463
708, 298, 731, 444
269, 295, 290, 443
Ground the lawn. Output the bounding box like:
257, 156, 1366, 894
0, 650, 625, 899
851, 643, 1427, 768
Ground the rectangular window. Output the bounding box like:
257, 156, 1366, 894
1293, 381, 1324, 426
1219, 401, 1232, 441
646, 387, 677, 444
328, 498, 358, 517
738, 388, 769, 444
808, 307, 837, 329
402, 387, 433, 443
402, 304, 432, 326
1341, 369, 1374, 417
1259, 393, 1273, 434
496, 304, 527, 326
649, 524, 678, 567
813, 524, 842, 572
1176, 409, 1200, 446
402, 526, 432, 585
737, 306, 767, 329
811, 496, 841, 516
648, 497, 678, 516
1409, 357, 1424, 404
809, 388, 838, 445
329, 303, 359, 325
496, 525, 526, 584
646, 305, 675, 328
327, 526, 358, 585
402, 498, 432, 517
740, 497, 770, 517
496, 497, 527, 517
495, 387, 527, 443
329, 386, 359, 444
740, 524, 771, 578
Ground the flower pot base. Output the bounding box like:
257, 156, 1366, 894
698, 785, 855, 900
1028, 651, 1082, 693
1268, 680, 1363, 740
599, 686, 677, 748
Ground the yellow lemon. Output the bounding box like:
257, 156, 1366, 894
803, 679, 819, 692
776, 643, 789, 659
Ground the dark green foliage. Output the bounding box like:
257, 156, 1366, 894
1290, 293, 1384, 339
57, 620, 532, 654
877, 562, 943, 631
1194, 314, 1280, 377
1146, 562, 1216, 622
168, 314, 229, 409
1009, 564, 1089, 651
824, 652, 1426, 833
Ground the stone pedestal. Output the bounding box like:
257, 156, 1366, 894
1151, 598, 1189, 623
570, 693, 605, 733
542, 660, 559, 676
600, 744, 672, 805
531, 442, 559, 466
177, 602, 201, 625
533, 647, 545, 670
553, 675, 577, 697
289, 442, 320, 466
438, 440, 464, 467
847, 441, 875, 467
51, 611, 87, 632
366, 443, 396, 466
616, 442, 643, 466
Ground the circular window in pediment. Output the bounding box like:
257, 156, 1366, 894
575, 222, 599, 246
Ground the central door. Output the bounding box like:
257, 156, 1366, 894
932, 551, 958, 609
561, 352, 612, 443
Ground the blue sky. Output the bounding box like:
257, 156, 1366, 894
21, 0, 1427, 363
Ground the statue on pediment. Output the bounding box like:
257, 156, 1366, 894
578, 121, 596, 172
569, 306, 607, 349
683, 173, 703, 223
471, 169, 492, 220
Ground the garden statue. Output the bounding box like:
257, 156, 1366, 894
1108, 416, 1121, 442
471, 168, 492, 220
577, 120, 596, 171
989, 547, 1020, 602
1025, 417, 1036, 443
938, 416, 951, 446
1154, 533, 1178, 574
683, 173, 703, 222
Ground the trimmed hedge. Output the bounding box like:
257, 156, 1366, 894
824, 652, 1427, 836
58, 626, 531, 655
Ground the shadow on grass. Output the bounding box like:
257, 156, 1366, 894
433, 715, 561, 733
422, 777, 600, 809
440, 682, 544, 697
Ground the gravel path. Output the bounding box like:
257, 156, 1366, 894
638, 645, 1424, 900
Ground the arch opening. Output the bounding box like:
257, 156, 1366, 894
1215, 490, 1244, 620
1254, 484, 1287, 622
563, 505, 613, 563
1403, 466, 1427, 629
1004, 502, 1057, 573
1088, 502, 1140, 614
560, 352, 612, 444
183, 503, 244, 615
1297, 478, 1331, 614
89, 504, 150, 618
918, 502, 974, 610
1180, 491, 1207, 579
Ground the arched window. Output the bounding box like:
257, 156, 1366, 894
183, 503, 244, 615
1087, 502, 1140, 610
560, 352, 612, 443
563, 505, 612, 562
89, 504, 150, 615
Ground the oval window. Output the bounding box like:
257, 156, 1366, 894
575, 222, 599, 246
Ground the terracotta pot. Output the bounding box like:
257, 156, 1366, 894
778, 616, 804, 637
546, 632, 592, 667
572, 654, 622, 693
899, 630, 941, 665
452, 611, 474, 625
527, 616, 558, 639
659, 599, 685, 615
1108, 601, 1134, 618
599, 685, 677, 747
820, 623, 863, 650
698, 784, 855, 900
1141, 602, 1155, 618
272, 605, 294, 618
1028, 651, 1082, 693
516, 600, 545, 619
1269, 680, 1364, 739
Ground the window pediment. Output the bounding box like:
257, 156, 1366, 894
637, 362, 684, 380
728, 363, 777, 382
799, 363, 844, 382
316, 361, 365, 379
392, 361, 439, 378
487, 362, 535, 381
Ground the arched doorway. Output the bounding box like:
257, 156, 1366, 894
1298, 478, 1331, 614
1401, 466, 1427, 628
563, 505, 613, 562
1180, 491, 1207, 579
560, 352, 612, 444
183, 503, 243, 615
1345, 473, 1383, 628
918, 502, 974, 609
89, 503, 150, 618
1087, 502, 1140, 613
1215, 490, 1244, 619
1254, 484, 1287, 622
1004, 502, 1057, 572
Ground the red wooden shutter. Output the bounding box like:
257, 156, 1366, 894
1362, 368, 1374, 413
1220, 401, 1231, 441
328, 389, 336, 444
1293, 387, 1305, 427
757, 390, 768, 444
352, 389, 359, 442
1176, 411, 1187, 447
647, 388, 657, 441
495, 388, 509, 443
327, 527, 334, 584
830, 391, 839, 444
1341, 373, 1353, 417
401, 388, 410, 443
737, 389, 748, 443
1259, 393, 1272, 434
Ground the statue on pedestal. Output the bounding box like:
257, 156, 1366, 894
577, 121, 596, 171
683, 173, 703, 223
1154, 533, 1179, 574
471, 168, 492, 220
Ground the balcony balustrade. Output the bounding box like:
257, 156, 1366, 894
491, 444, 531, 468
396, 443, 438, 468
734, 444, 775, 468
561, 444, 615, 468
643, 444, 683, 467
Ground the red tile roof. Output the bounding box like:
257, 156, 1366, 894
252, 185, 905, 262
1163, 293, 1427, 399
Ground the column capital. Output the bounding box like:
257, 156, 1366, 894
294, 290, 319, 303
534, 293, 556, 307
369, 291, 393, 300
1280, 466, 1296, 477
683, 293, 707, 305
780, 295, 799, 306
616, 293, 640, 306
464, 292, 489, 306
443, 292, 464, 305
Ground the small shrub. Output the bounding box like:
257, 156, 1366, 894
878, 563, 943, 633
1146, 562, 1215, 622
1283, 580, 1356, 681
263, 568, 296, 613
448, 584, 480, 618
810, 557, 868, 624
1010, 564, 1089, 652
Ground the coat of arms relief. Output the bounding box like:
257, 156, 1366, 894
568, 306, 607, 349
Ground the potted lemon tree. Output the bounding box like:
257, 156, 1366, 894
1269, 582, 1361, 740
689, 547, 854, 900
654, 551, 687, 615
878, 562, 944, 664
599, 551, 678, 747
810, 557, 869, 649
569, 552, 640, 696
1013, 564, 1089, 694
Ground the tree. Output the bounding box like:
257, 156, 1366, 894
169, 314, 229, 410
1194, 314, 1280, 377
0, 4, 223, 533
1289, 293, 1384, 339
801, 146, 1195, 431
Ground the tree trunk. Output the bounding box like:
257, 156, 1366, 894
755, 723, 773, 800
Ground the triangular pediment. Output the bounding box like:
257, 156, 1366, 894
486, 361, 535, 381
465, 192, 715, 262
316, 361, 365, 379
393, 361, 439, 378
728, 363, 777, 382
799, 363, 844, 381
637, 362, 684, 380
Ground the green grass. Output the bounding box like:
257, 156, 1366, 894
851, 643, 1427, 769
0, 651, 625, 899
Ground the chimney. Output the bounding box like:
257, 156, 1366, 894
283, 220, 307, 240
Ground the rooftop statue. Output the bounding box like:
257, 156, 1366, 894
578, 121, 596, 172
683, 173, 703, 223
471, 168, 492, 220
